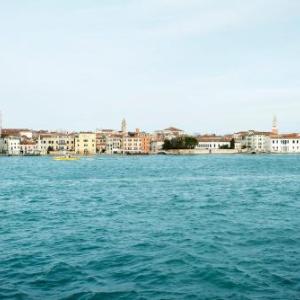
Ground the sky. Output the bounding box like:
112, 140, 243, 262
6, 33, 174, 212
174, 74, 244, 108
0, 0, 299, 134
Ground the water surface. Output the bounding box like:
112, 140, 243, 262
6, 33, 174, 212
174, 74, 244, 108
0, 155, 300, 299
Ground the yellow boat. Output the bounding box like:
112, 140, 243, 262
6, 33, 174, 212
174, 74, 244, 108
53, 156, 80, 161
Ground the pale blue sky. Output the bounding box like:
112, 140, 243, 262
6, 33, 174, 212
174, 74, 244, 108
0, 0, 299, 133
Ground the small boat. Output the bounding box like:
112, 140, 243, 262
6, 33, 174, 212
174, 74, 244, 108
53, 155, 80, 161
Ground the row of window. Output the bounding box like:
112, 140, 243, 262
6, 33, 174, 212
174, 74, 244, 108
272, 140, 300, 144
198, 143, 229, 148
124, 143, 141, 146
41, 140, 74, 144
76, 139, 96, 143
77, 144, 95, 147
272, 146, 300, 150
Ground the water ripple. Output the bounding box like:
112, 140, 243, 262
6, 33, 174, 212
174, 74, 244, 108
0, 155, 300, 299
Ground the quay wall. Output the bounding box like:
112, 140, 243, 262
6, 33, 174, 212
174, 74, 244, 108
157, 149, 241, 155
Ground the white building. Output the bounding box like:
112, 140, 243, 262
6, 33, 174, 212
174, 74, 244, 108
20, 141, 39, 155
271, 134, 300, 153
150, 140, 164, 152
245, 131, 272, 153
105, 135, 122, 154
0, 138, 5, 154
196, 135, 231, 150
1, 137, 21, 155
154, 127, 185, 140
19, 130, 33, 140
234, 131, 271, 152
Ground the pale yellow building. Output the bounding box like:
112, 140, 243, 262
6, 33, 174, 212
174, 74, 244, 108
75, 132, 96, 155
38, 133, 75, 155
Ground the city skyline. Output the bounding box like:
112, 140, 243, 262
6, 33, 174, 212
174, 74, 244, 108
1, 1, 300, 133
0, 113, 296, 136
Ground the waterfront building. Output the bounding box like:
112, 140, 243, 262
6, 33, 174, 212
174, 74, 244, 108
1, 137, 21, 155
105, 134, 123, 154
196, 135, 231, 150
122, 133, 140, 154
271, 134, 300, 153
20, 140, 39, 155
154, 127, 185, 140
38, 133, 75, 155
1, 128, 33, 140
0, 137, 5, 154
233, 131, 247, 150
95, 129, 118, 153
234, 131, 272, 152
121, 129, 147, 154
150, 140, 164, 152
96, 133, 107, 153
140, 132, 151, 154
102, 120, 150, 155
150, 126, 185, 152
149, 132, 165, 152
245, 131, 272, 153
75, 132, 96, 155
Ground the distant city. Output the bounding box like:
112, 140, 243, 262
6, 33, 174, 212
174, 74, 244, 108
0, 116, 299, 156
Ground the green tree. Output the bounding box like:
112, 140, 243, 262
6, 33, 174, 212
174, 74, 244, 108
230, 138, 235, 149
163, 136, 198, 150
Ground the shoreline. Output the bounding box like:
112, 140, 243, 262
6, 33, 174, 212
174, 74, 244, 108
1, 152, 300, 157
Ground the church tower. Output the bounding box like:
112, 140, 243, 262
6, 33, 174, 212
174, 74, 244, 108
272, 115, 278, 135
121, 118, 127, 134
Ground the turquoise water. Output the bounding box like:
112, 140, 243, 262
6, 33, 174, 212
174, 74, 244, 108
0, 155, 300, 300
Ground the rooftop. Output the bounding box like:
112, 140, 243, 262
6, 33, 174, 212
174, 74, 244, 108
163, 127, 184, 132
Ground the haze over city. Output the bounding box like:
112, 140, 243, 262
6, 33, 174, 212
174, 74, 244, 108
1, 0, 299, 133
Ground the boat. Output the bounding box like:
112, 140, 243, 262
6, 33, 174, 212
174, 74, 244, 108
53, 155, 80, 161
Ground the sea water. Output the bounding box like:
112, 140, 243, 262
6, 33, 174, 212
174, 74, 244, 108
0, 155, 300, 299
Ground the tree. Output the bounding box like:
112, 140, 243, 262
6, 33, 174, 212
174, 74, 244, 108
230, 138, 235, 149
163, 136, 198, 150
219, 144, 230, 149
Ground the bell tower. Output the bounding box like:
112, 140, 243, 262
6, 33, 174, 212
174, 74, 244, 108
121, 118, 127, 134
272, 115, 278, 135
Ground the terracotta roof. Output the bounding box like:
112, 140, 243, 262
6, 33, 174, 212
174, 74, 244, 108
79, 132, 95, 134
2, 128, 31, 132
1, 128, 31, 137
272, 133, 300, 139
249, 131, 272, 136
197, 135, 229, 143
235, 131, 272, 136
108, 133, 123, 138
163, 127, 184, 132
101, 129, 115, 132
